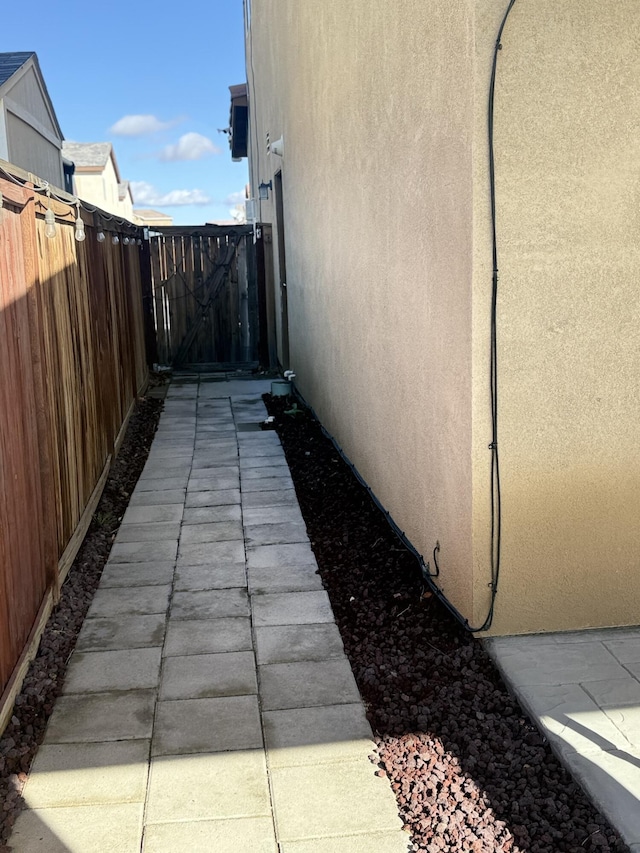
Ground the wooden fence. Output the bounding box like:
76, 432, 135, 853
0, 171, 149, 730
150, 225, 260, 368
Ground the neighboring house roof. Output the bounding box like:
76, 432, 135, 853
62, 141, 122, 181
0, 51, 64, 142
0, 51, 34, 87
134, 209, 172, 219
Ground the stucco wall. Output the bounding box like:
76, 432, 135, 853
472, 1, 640, 634
248, 0, 476, 618
248, 0, 640, 635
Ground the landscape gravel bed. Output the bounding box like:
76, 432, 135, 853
264, 393, 629, 853
0, 394, 163, 850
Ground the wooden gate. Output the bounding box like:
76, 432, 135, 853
150, 225, 260, 369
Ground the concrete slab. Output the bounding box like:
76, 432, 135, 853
190, 464, 239, 479
152, 695, 263, 755
259, 659, 361, 711
179, 520, 244, 544
175, 563, 246, 591
185, 488, 240, 508
252, 591, 334, 627
159, 651, 257, 700
581, 677, 640, 748
270, 760, 403, 841
76, 614, 166, 652
128, 489, 186, 506
23, 740, 150, 807
170, 588, 249, 620
177, 539, 245, 566
604, 638, 640, 664
9, 803, 144, 853
146, 750, 270, 823
62, 648, 162, 694
263, 704, 373, 768
99, 562, 175, 588
249, 564, 323, 595
142, 817, 278, 853
239, 445, 285, 459
183, 504, 242, 524
109, 541, 178, 564
516, 682, 633, 755
562, 748, 640, 846
256, 623, 345, 665
87, 585, 171, 619
191, 454, 239, 469
244, 522, 309, 547
163, 617, 252, 657
44, 691, 156, 743
486, 637, 628, 686
121, 504, 184, 525
115, 522, 181, 543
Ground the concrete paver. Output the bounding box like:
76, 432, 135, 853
159, 651, 257, 700
75, 614, 166, 652
23, 740, 150, 807
163, 617, 252, 657
146, 751, 270, 823
62, 648, 162, 694
256, 623, 345, 664
259, 659, 362, 711
11, 378, 407, 853
174, 563, 246, 591
152, 695, 263, 755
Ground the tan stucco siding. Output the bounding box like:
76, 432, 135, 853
249, 0, 476, 617
473, 0, 640, 634
5, 112, 63, 188
249, 0, 640, 635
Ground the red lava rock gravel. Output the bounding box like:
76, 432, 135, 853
265, 393, 629, 853
0, 394, 163, 851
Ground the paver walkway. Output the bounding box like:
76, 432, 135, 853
9, 378, 408, 853
487, 631, 640, 850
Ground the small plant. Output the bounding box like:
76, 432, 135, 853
284, 402, 305, 417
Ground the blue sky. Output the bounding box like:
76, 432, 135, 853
1, 0, 248, 225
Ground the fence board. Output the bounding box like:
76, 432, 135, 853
0, 168, 148, 726
149, 225, 259, 368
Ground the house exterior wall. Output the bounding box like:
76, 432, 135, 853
74, 157, 133, 221
248, 0, 640, 635
4, 111, 63, 188
471, 0, 640, 634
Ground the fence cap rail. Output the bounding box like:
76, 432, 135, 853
151, 224, 253, 237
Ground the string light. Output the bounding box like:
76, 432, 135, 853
112, 234, 119, 245
123, 236, 130, 246
96, 230, 106, 243
74, 202, 86, 242
44, 186, 56, 239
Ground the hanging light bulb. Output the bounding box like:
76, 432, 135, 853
123, 236, 130, 246
44, 187, 56, 239
112, 234, 119, 245
136, 238, 142, 247
96, 230, 106, 243
74, 202, 86, 242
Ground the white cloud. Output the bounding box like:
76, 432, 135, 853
224, 190, 246, 205
159, 132, 221, 161
131, 181, 211, 207
109, 114, 175, 136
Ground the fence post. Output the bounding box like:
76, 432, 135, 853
139, 236, 158, 368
